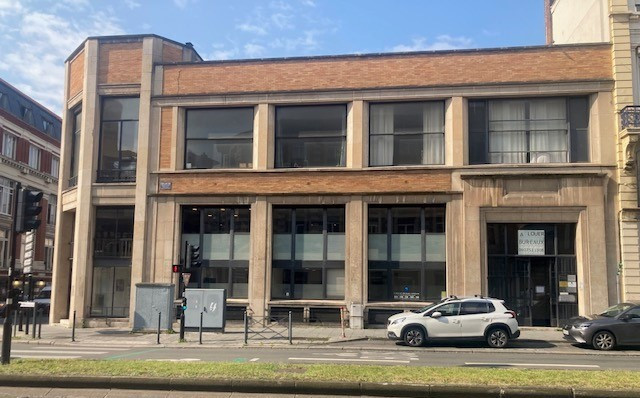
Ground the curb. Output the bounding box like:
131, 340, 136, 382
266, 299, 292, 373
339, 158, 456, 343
0, 375, 636, 397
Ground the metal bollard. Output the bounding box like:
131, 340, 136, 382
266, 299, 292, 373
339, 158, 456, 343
31, 305, 37, 339
71, 310, 76, 342
12, 311, 17, 337
288, 311, 292, 345
243, 311, 248, 345
198, 311, 203, 345
25, 309, 29, 335
37, 308, 42, 339
179, 310, 185, 341
157, 312, 161, 345
18, 310, 23, 332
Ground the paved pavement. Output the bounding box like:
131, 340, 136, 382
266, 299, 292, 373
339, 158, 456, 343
0, 387, 376, 398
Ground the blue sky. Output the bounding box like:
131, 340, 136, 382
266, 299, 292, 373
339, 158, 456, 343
0, 0, 544, 115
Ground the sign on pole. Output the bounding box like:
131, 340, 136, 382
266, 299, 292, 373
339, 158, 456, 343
181, 272, 191, 286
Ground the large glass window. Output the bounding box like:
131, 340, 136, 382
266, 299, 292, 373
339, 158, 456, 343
370, 102, 445, 166
272, 207, 345, 300
91, 206, 134, 318
2, 132, 16, 159
368, 206, 446, 302
180, 206, 250, 299
469, 97, 589, 164
185, 108, 253, 169
47, 195, 57, 225
69, 108, 81, 187
275, 105, 346, 168
0, 177, 14, 216
97, 97, 139, 182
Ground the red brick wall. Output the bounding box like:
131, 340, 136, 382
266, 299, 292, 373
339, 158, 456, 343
158, 170, 452, 195
162, 43, 183, 63
159, 107, 173, 170
98, 42, 143, 85
68, 50, 84, 99
162, 45, 612, 96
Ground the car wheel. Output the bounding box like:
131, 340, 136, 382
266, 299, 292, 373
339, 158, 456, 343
486, 328, 509, 348
403, 326, 425, 347
592, 331, 615, 351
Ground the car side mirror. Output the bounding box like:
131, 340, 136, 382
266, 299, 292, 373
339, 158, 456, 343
431, 311, 442, 319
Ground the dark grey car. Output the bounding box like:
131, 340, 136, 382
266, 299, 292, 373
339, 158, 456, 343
563, 302, 640, 350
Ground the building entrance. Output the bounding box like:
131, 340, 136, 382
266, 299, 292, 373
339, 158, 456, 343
487, 223, 578, 327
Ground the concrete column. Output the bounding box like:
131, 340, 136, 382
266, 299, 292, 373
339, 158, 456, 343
447, 97, 466, 167
129, 37, 163, 325
69, 39, 100, 323
50, 211, 75, 323
249, 198, 269, 318
347, 101, 365, 168
345, 197, 365, 328
463, 203, 482, 296
584, 203, 610, 314
253, 104, 272, 170
446, 197, 465, 296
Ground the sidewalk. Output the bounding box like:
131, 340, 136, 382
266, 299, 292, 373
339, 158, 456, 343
5, 323, 569, 348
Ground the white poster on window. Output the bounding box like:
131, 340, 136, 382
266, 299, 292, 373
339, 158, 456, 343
518, 230, 545, 255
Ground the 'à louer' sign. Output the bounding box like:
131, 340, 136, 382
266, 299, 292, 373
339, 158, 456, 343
518, 230, 545, 256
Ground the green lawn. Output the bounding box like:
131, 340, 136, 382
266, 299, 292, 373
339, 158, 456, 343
0, 360, 637, 390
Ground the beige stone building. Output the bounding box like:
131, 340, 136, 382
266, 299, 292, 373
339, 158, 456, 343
550, 0, 640, 302
51, 34, 619, 329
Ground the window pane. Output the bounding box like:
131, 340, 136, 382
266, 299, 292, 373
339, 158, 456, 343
102, 98, 139, 121
276, 105, 346, 138
391, 234, 421, 261
204, 208, 231, 233
119, 121, 138, 170
277, 137, 345, 168
368, 234, 387, 261
203, 233, 230, 260
568, 97, 589, 162
393, 134, 423, 165
186, 108, 253, 139
468, 101, 487, 164
293, 269, 323, 299
326, 268, 344, 299
392, 207, 421, 234
425, 263, 446, 300
557, 224, 576, 255
435, 302, 460, 316
273, 208, 292, 234
368, 207, 387, 234
112, 267, 131, 316
461, 301, 489, 315
295, 208, 323, 233
271, 268, 291, 298
370, 135, 393, 166
233, 234, 250, 260
425, 234, 445, 262
327, 234, 344, 261
100, 122, 120, 170
182, 208, 200, 234
424, 207, 445, 233
202, 267, 228, 289
273, 234, 292, 260
392, 270, 421, 300
368, 270, 388, 301
232, 268, 249, 298
295, 234, 323, 260
91, 267, 113, 316
234, 208, 251, 233
326, 208, 345, 233
185, 139, 252, 169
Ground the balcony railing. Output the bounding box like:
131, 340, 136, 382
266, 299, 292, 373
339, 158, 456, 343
94, 238, 133, 258
621, 106, 640, 129
68, 175, 78, 188
96, 170, 136, 183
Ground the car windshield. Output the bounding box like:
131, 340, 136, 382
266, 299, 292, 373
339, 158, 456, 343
599, 303, 633, 317
411, 303, 439, 314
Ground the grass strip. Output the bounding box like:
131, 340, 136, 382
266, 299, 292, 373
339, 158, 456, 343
0, 360, 637, 390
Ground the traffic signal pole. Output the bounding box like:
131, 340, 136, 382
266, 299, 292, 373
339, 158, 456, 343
2, 182, 21, 365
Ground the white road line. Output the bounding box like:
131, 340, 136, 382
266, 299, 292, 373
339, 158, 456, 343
15, 346, 130, 351
465, 362, 600, 369
13, 355, 81, 359
289, 357, 410, 364
12, 350, 108, 355
249, 358, 259, 362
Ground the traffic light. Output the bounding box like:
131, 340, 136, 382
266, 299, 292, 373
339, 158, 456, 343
15, 189, 43, 233
186, 244, 201, 268
172, 264, 182, 273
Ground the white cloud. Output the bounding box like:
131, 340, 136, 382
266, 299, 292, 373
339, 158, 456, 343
391, 35, 473, 52
270, 30, 318, 52
244, 43, 266, 57
301, 0, 315, 6
237, 22, 268, 35
269, 0, 292, 11
271, 13, 293, 29
124, 0, 141, 9
0, 0, 23, 18
173, 0, 193, 9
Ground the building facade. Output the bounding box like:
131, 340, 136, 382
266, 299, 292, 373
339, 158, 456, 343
550, 0, 640, 303
51, 34, 618, 329
0, 78, 61, 300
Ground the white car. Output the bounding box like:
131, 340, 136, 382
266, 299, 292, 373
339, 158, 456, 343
387, 296, 520, 348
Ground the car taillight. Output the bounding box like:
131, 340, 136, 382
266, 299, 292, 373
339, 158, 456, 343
505, 311, 516, 318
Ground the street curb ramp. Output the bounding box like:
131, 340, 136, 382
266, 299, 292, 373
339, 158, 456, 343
0, 375, 637, 397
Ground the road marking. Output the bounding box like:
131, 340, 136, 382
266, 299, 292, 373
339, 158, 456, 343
13, 355, 81, 359
249, 358, 259, 362
12, 350, 109, 355
289, 357, 410, 364
105, 348, 161, 360
464, 362, 600, 369
145, 358, 201, 362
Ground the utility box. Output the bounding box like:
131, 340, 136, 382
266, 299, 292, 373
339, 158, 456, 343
133, 283, 175, 331
184, 288, 226, 331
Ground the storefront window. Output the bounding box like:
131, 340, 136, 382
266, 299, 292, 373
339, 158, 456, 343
272, 207, 345, 300
368, 205, 446, 302
180, 206, 250, 299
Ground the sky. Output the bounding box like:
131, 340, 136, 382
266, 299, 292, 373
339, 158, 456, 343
0, 0, 545, 116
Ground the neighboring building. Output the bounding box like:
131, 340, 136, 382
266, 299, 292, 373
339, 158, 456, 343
0, 78, 61, 300
550, 0, 640, 302
51, 34, 618, 329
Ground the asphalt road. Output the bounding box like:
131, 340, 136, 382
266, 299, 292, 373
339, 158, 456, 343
8, 341, 640, 370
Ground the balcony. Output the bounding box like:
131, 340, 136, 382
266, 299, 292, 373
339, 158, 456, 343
621, 106, 640, 129
94, 238, 133, 258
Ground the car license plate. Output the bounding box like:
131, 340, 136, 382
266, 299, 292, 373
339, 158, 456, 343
563, 329, 569, 336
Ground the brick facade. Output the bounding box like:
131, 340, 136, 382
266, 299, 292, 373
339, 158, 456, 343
68, 50, 84, 99
158, 107, 173, 170
98, 42, 143, 85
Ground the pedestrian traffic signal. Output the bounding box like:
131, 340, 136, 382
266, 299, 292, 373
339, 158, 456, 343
181, 297, 187, 311
15, 189, 43, 233
186, 244, 201, 268
172, 264, 182, 273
